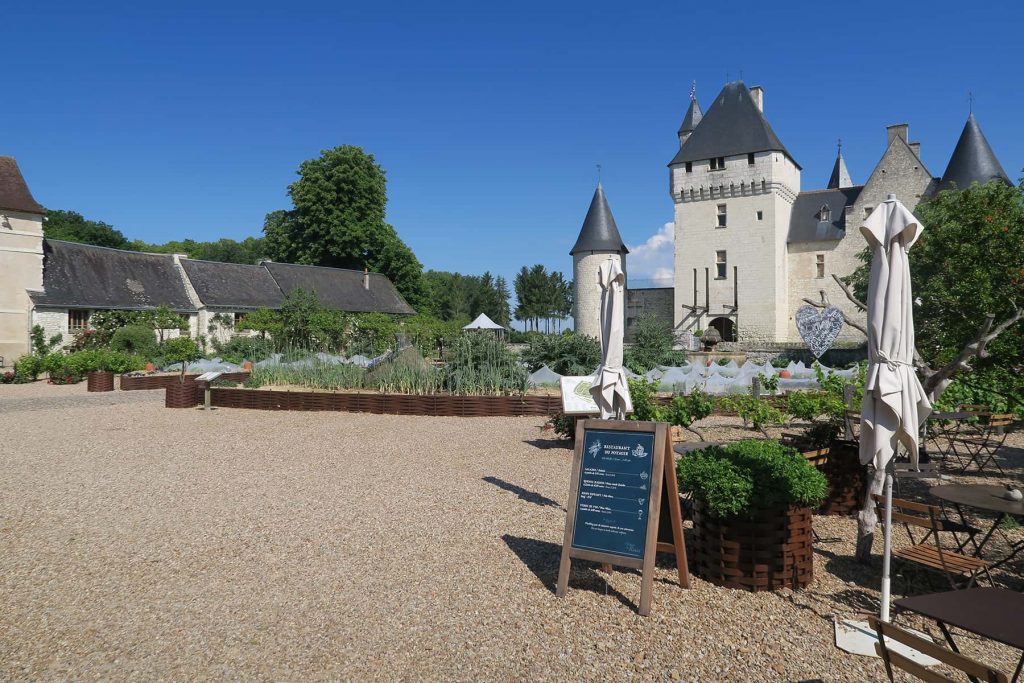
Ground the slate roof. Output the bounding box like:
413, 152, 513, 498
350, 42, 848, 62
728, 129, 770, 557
0, 156, 45, 214
570, 184, 628, 255
937, 114, 1011, 192
677, 98, 703, 136
668, 82, 797, 167
827, 149, 853, 189
180, 259, 284, 309
787, 186, 863, 243
262, 261, 415, 315
30, 240, 197, 311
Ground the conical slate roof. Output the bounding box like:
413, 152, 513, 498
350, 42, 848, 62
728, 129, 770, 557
827, 148, 853, 189
677, 98, 703, 136
569, 184, 628, 255
937, 114, 1010, 192
668, 81, 797, 168
0, 156, 45, 214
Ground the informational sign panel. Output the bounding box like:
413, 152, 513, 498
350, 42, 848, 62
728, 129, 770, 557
571, 428, 657, 559
559, 375, 600, 415
556, 420, 689, 616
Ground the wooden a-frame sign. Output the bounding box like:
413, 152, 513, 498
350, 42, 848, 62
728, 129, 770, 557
556, 419, 689, 616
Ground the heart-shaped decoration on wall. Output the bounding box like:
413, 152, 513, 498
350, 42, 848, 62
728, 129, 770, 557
795, 305, 845, 358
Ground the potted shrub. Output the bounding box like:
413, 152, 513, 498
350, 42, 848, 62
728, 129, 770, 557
161, 337, 202, 408
88, 350, 142, 391
677, 440, 827, 591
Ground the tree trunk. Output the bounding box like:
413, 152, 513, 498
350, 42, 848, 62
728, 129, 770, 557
855, 467, 887, 564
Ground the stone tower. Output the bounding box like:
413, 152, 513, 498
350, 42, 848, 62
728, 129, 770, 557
669, 82, 800, 343
0, 157, 45, 362
936, 113, 1011, 192
571, 184, 628, 339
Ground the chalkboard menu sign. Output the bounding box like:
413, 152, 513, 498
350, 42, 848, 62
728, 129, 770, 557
571, 428, 657, 560
556, 419, 689, 616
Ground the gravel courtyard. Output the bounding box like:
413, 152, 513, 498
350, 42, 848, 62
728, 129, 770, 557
2, 383, 1021, 681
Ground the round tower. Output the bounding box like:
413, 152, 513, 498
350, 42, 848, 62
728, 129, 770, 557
570, 183, 628, 339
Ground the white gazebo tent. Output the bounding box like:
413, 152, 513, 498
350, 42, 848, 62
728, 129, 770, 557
463, 313, 506, 339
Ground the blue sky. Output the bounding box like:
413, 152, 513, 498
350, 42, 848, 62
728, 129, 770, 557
5, 1, 1022, 293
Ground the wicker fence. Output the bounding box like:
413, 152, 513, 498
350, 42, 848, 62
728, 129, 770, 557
121, 371, 250, 391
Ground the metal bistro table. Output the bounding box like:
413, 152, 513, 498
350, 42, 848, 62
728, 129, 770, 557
896, 587, 1024, 682
930, 483, 1024, 572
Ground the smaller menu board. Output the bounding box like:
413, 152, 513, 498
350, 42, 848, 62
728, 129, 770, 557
571, 428, 657, 560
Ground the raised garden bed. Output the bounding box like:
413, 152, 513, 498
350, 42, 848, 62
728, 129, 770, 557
122, 371, 249, 391
165, 383, 199, 408
86, 370, 115, 392
167, 386, 564, 416
691, 500, 814, 591
816, 439, 866, 516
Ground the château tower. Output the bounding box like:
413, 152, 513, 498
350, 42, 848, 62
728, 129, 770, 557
570, 184, 628, 339
0, 157, 45, 361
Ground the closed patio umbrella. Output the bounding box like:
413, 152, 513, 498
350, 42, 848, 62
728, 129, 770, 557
590, 257, 632, 419
858, 194, 932, 622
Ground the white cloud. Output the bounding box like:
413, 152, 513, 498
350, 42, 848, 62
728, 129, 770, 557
626, 222, 674, 286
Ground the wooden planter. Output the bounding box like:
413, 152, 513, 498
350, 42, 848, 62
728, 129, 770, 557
817, 439, 866, 516
691, 499, 814, 592
122, 371, 249, 391
86, 370, 115, 392
165, 382, 199, 408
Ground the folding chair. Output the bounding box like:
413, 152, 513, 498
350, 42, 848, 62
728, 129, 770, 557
950, 414, 1013, 476
873, 495, 991, 590
868, 616, 1009, 683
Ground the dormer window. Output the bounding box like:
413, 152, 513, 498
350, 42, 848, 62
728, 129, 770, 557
747, 153, 755, 165
709, 157, 725, 171
819, 205, 832, 223
685, 161, 693, 173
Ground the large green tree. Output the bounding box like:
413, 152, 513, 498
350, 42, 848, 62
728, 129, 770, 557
513, 265, 572, 332
132, 236, 267, 264
421, 270, 512, 326
43, 209, 131, 249
262, 146, 424, 308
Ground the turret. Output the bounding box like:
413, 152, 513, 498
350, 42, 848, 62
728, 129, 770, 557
827, 141, 853, 189
937, 113, 1011, 192
571, 184, 628, 339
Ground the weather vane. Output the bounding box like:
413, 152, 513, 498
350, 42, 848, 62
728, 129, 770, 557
596, 163, 602, 183
968, 91, 974, 113
690, 80, 696, 101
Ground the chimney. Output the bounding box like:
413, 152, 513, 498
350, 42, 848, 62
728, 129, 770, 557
749, 86, 764, 112
886, 123, 909, 146
363, 268, 369, 291
908, 140, 922, 158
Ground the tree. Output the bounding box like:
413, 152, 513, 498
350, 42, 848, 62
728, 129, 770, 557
843, 180, 1024, 563
43, 210, 131, 249
239, 307, 282, 340
161, 336, 202, 383
513, 265, 573, 332
131, 237, 267, 264
262, 145, 424, 308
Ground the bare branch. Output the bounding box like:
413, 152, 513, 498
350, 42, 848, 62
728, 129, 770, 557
921, 308, 1024, 396
831, 274, 867, 312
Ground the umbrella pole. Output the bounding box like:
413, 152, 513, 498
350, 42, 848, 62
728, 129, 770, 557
880, 468, 894, 622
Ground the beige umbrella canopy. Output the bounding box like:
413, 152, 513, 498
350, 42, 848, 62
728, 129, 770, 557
857, 194, 932, 622
590, 257, 632, 419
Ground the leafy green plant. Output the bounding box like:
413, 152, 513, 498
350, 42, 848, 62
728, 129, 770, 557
722, 395, 785, 436
521, 332, 601, 376
30, 325, 63, 355
677, 440, 828, 518
547, 413, 578, 441
757, 372, 779, 393
110, 325, 159, 358
161, 337, 203, 383
214, 336, 274, 365
660, 388, 715, 439
623, 314, 684, 374
12, 354, 44, 383
443, 333, 527, 395
626, 377, 661, 421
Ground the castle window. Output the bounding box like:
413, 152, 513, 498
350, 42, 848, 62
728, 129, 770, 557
761, 180, 767, 192
756, 210, 763, 221
68, 309, 91, 333
815, 254, 826, 279
715, 251, 727, 279
709, 156, 725, 171
689, 188, 695, 201
864, 206, 873, 218
747, 153, 755, 165
716, 204, 727, 228
685, 161, 692, 173
819, 205, 832, 222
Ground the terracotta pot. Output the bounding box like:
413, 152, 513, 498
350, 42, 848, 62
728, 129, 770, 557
86, 370, 114, 392
145, 362, 156, 372
691, 500, 814, 592
242, 361, 253, 371
778, 370, 792, 379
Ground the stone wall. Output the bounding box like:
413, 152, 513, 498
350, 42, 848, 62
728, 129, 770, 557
31, 308, 69, 348
573, 251, 623, 339
624, 287, 673, 341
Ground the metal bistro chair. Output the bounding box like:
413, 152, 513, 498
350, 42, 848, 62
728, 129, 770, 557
869, 616, 1009, 683
873, 494, 991, 591
949, 414, 1014, 476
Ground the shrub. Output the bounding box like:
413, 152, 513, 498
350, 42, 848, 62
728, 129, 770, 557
110, 325, 159, 358
13, 354, 43, 383
522, 332, 601, 376
677, 440, 827, 518
548, 413, 578, 440
623, 314, 684, 374
722, 395, 785, 434
215, 336, 274, 365
786, 391, 827, 422
933, 366, 1023, 416
161, 337, 202, 382
626, 377, 661, 421
30, 325, 62, 355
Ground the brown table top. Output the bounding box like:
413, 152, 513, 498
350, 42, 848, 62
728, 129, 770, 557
930, 484, 1024, 517
895, 588, 1024, 652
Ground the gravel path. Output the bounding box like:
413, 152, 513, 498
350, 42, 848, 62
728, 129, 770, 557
1, 383, 1021, 681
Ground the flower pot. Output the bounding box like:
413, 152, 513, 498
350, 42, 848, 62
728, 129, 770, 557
145, 362, 156, 372
86, 370, 115, 392
778, 370, 792, 379
242, 361, 253, 371
691, 500, 814, 591
165, 382, 198, 408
